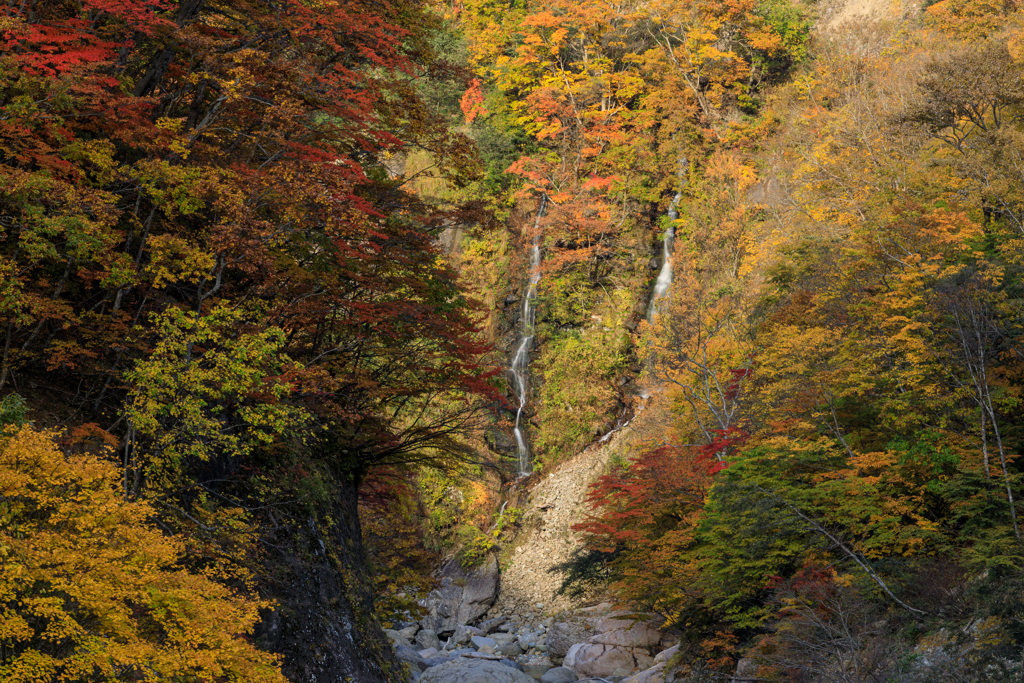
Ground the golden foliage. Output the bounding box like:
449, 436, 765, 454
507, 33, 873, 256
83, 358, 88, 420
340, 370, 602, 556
0, 427, 285, 683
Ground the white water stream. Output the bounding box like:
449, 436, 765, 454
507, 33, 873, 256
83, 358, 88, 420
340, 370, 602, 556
646, 190, 683, 320
509, 195, 547, 474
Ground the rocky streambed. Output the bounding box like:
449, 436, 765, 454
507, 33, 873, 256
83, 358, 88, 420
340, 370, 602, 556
387, 600, 682, 683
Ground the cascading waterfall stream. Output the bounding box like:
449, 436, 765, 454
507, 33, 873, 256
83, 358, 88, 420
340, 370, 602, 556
509, 194, 547, 474
646, 190, 683, 320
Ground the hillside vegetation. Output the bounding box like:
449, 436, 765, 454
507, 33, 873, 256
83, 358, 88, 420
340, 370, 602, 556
2, 0, 1024, 681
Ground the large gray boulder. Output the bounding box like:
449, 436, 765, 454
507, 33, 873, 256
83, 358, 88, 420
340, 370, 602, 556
420, 554, 500, 636
415, 629, 441, 651
546, 621, 596, 661
395, 645, 430, 672
564, 642, 655, 679
541, 667, 579, 683
418, 659, 536, 683
420, 578, 464, 636
591, 615, 663, 648
457, 554, 501, 624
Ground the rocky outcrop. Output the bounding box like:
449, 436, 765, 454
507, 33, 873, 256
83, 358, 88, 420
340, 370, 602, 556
418, 658, 536, 683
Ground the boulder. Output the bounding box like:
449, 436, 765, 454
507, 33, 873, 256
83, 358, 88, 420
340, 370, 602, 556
470, 635, 496, 650
654, 644, 679, 664
420, 578, 464, 636
477, 617, 507, 634
452, 624, 485, 646
385, 629, 410, 647
398, 623, 420, 642
395, 645, 430, 672
421, 555, 501, 635
546, 621, 596, 661
622, 662, 667, 683
457, 554, 501, 624
418, 659, 536, 683
415, 629, 441, 651
592, 616, 663, 648
518, 631, 544, 650
565, 643, 654, 679
732, 657, 760, 682
418, 648, 439, 659
540, 666, 579, 683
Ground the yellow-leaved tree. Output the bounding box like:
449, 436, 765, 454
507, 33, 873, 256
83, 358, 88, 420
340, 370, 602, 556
0, 427, 285, 683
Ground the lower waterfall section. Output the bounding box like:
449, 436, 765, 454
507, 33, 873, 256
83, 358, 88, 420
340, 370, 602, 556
646, 189, 683, 320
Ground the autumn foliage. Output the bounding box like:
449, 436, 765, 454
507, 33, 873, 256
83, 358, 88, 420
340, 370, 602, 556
0, 427, 283, 682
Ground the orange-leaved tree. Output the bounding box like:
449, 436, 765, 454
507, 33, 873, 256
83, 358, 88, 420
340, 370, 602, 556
0, 426, 284, 682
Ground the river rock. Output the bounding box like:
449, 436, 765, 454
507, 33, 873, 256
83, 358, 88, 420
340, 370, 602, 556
395, 645, 430, 672
386, 629, 410, 647
622, 662, 667, 683
477, 616, 507, 633
540, 667, 578, 683
420, 554, 501, 635
546, 621, 596, 661
591, 616, 663, 648
452, 624, 485, 645
458, 554, 501, 624
419, 659, 536, 683
415, 629, 441, 651
471, 635, 496, 650
398, 623, 420, 641
564, 642, 655, 679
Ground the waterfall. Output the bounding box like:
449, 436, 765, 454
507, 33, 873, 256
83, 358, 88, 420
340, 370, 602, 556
509, 194, 547, 474
647, 190, 683, 320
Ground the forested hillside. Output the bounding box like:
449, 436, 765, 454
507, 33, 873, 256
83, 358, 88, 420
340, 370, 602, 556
2, 0, 1024, 681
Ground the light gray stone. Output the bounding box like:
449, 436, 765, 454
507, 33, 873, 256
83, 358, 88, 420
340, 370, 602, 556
591, 617, 663, 648
452, 624, 485, 646
419, 659, 536, 683
491, 633, 517, 646
470, 635, 496, 650
566, 643, 653, 679
496, 641, 524, 657
415, 629, 441, 651
458, 554, 501, 625
477, 616, 507, 633
540, 667, 579, 683
395, 645, 430, 672
398, 623, 420, 641
418, 647, 439, 659
654, 644, 678, 664
546, 622, 596, 661
386, 629, 410, 647
622, 662, 667, 683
